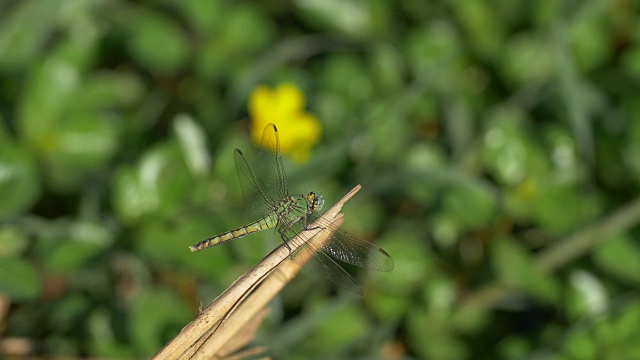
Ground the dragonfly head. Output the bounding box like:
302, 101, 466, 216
306, 192, 325, 212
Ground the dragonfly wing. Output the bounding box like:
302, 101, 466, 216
294, 241, 364, 296
274, 209, 364, 296
233, 124, 289, 220
234, 149, 276, 221
307, 213, 394, 272
253, 123, 289, 202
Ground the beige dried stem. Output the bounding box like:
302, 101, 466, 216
152, 185, 362, 360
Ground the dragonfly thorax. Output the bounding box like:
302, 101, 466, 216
306, 192, 324, 212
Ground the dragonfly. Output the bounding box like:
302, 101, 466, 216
189, 123, 394, 296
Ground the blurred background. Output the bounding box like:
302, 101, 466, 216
1, 0, 640, 359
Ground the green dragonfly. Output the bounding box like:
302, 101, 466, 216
189, 123, 393, 296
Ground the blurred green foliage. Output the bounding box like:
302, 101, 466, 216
1, 0, 640, 359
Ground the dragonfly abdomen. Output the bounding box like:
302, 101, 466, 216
189, 216, 276, 252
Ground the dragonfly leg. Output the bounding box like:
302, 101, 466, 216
278, 228, 295, 260
302, 213, 321, 231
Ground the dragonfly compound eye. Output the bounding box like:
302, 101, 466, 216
306, 192, 324, 211
314, 193, 325, 211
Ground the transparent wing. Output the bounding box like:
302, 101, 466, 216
234, 149, 277, 221
306, 213, 394, 272
275, 208, 364, 296
253, 123, 288, 203
272, 205, 391, 296
293, 240, 364, 296
233, 124, 288, 221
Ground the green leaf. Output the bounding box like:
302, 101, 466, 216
319, 54, 374, 104
311, 302, 369, 351
71, 71, 145, 110
368, 291, 412, 321
405, 22, 462, 82
369, 43, 406, 93
17, 38, 91, 145
128, 10, 191, 74
610, 301, 640, 346
622, 46, 640, 78
41, 221, 113, 274
194, 5, 274, 81
45, 241, 104, 274
442, 180, 497, 230
113, 141, 193, 223
566, 270, 608, 321
129, 288, 191, 356
137, 216, 235, 278
173, 114, 211, 177
482, 106, 545, 186
0, 140, 40, 217
177, 0, 225, 34
403, 143, 447, 206
449, 0, 506, 59
372, 226, 432, 295
88, 308, 136, 359
39, 112, 119, 192
532, 183, 601, 234
0, 226, 30, 257
366, 101, 410, 164
0, 257, 41, 300
503, 33, 554, 86
558, 301, 640, 359
593, 235, 640, 284
50, 294, 93, 332
491, 236, 560, 303
296, 0, 374, 38
0, 1, 61, 69
569, 6, 612, 71
407, 307, 469, 360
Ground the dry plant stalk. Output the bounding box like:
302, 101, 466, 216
152, 185, 362, 360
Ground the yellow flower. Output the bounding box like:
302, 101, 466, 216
249, 83, 321, 162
